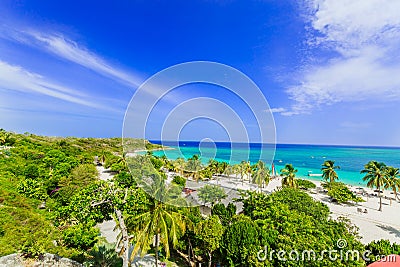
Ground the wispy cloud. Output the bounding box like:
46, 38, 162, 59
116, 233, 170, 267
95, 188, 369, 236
267, 107, 287, 114
283, 0, 400, 115
1, 26, 142, 88
340, 121, 372, 130
0, 60, 103, 108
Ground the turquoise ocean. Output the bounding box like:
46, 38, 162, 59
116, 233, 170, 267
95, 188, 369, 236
148, 141, 400, 186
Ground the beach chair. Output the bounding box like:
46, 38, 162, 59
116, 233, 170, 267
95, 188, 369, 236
357, 207, 362, 213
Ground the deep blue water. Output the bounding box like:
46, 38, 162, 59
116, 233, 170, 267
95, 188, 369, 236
148, 141, 400, 186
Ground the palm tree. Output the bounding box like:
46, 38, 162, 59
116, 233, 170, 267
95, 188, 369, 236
232, 164, 241, 180
208, 159, 219, 176
385, 166, 400, 202
0, 130, 12, 146
361, 161, 388, 211
187, 155, 203, 181
117, 152, 127, 165
245, 161, 252, 183
127, 174, 187, 266
321, 160, 340, 183
173, 158, 186, 176
99, 151, 107, 165
239, 161, 248, 185
85, 242, 122, 267
280, 164, 298, 188
251, 160, 270, 190
217, 161, 228, 176
223, 164, 234, 179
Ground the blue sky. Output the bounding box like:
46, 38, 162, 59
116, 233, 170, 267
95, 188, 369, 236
1, 0, 400, 146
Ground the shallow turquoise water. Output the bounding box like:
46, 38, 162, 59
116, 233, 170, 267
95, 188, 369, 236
148, 141, 400, 186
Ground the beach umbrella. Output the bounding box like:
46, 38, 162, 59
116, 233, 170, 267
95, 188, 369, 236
271, 163, 275, 177
367, 255, 400, 267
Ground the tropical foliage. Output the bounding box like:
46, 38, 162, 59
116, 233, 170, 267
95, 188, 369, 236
1, 129, 399, 267
251, 160, 270, 190
322, 182, 364, 203
361, 161, 389, 211
280, 163, 298, 188
198, 185, 227, 206
321, 160, 340, 183
297, 179, 316, 190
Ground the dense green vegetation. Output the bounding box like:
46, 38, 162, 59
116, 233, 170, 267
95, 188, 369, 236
297, 179, 317, 190
1, 129, 399, 267
198, 185, 227, 206
322, 182, 364, 204
0, 131, 135, 262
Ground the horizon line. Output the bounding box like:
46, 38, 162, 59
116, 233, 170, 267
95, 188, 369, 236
149, 140, 400, 149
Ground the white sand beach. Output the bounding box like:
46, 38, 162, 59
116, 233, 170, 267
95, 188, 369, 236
311, 181, 400, 244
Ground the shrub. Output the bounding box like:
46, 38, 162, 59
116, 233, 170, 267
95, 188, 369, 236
297, 179, 316, 189
172, 175, 186, 187
62, 224, 99, 251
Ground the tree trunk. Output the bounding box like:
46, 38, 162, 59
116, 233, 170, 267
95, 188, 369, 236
115, 209, 129, 267
187, 242, 191, 267
208, 251, 212, 267
155, 232, 159, 266
378, 187, 382, 211
188, 238, 195, 267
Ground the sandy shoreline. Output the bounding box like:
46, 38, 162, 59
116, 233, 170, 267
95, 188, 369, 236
310, 180, 400, 244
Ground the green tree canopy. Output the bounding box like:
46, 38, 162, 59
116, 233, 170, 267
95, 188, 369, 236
195, 215, 224, 267
198, 185, 227, 206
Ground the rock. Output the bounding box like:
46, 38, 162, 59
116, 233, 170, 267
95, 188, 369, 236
0, 253, 83, 267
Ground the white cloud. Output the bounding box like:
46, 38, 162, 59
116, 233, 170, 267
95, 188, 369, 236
28, 32, 142, 87
268, 107, 287, 113
0, 60, 103, 108
284, 0, 400, 115
309, 0, 400, 51
0, 26, 142, 88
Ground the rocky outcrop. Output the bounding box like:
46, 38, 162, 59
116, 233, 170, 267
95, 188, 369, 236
0, 253, 83, 267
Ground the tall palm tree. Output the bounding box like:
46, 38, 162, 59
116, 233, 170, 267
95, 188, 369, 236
245, 161, 252, 183
187, 155, 203, 181
173, 158, 186, 176
321, 160, 340, 183
385, 166, 400, 202
223, 164, 234, 178
127, 174, 187, 266
280, 164, 298, 188
251, 160, 270, 190
208, 159, 219, 176
217, 161, 228, 176
361, 161, 388, 211
232, 164, 241, 180
239, 161, 248, 185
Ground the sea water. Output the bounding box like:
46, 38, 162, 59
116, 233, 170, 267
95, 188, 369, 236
148, 141, 400, 186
